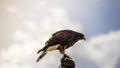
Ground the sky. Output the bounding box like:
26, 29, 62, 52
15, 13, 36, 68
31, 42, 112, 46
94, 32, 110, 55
0, 0, 120, 68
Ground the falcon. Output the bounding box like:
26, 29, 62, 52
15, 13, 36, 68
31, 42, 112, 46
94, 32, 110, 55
36, 30, 85, 62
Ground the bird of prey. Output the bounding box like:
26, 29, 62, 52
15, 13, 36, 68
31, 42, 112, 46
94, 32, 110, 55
36, 30, 85, 62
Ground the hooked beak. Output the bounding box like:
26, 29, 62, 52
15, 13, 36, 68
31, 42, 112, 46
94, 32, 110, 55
83, 37, 86, 41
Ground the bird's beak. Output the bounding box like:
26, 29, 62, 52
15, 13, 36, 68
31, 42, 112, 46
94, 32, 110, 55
83, 37, 86, 41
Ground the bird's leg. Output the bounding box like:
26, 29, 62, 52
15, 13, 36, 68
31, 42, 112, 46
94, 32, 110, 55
59, 50, 65, 54
59, 46, 66, 55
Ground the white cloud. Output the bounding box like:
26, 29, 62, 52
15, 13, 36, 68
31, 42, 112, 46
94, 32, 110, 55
85, 31, 120, 68
34, 0, 46, 9
6, 6, 24, 18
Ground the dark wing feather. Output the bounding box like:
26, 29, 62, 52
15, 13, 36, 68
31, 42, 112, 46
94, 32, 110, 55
39, 36, 66, 51
39, 30, 75, 51
51, 31, 75, 45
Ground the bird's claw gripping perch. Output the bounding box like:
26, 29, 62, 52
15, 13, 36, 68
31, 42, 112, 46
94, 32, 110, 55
58, 54, 75, 68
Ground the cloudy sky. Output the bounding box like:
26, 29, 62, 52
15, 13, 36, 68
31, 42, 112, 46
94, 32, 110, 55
0, 0, 120, 68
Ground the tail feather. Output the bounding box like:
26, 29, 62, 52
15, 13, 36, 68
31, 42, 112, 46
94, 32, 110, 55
37, 49, 43, 54
36, 52, 47, 62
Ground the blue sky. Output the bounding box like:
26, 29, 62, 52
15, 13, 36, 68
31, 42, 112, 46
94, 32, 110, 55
0, 0, 120, 68
64, 0, 120, 38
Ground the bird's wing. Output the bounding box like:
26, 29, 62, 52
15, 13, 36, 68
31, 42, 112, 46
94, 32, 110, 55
43, 33, 72, 48
38, 37, 63, 52
54, 31, 75, 42
39, 31, 74, 52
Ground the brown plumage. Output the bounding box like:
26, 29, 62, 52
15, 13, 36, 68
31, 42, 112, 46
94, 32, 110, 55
36, 30, 85, 62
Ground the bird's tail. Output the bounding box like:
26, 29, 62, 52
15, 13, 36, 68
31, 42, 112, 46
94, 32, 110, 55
37, 49, 43, 54
36, 51, 47, 62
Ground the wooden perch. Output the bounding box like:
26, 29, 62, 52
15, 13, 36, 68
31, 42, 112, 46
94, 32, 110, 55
59, 54, 75, 68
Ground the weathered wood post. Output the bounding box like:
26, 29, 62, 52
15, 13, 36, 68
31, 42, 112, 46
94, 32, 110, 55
59, 54, 75, 68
